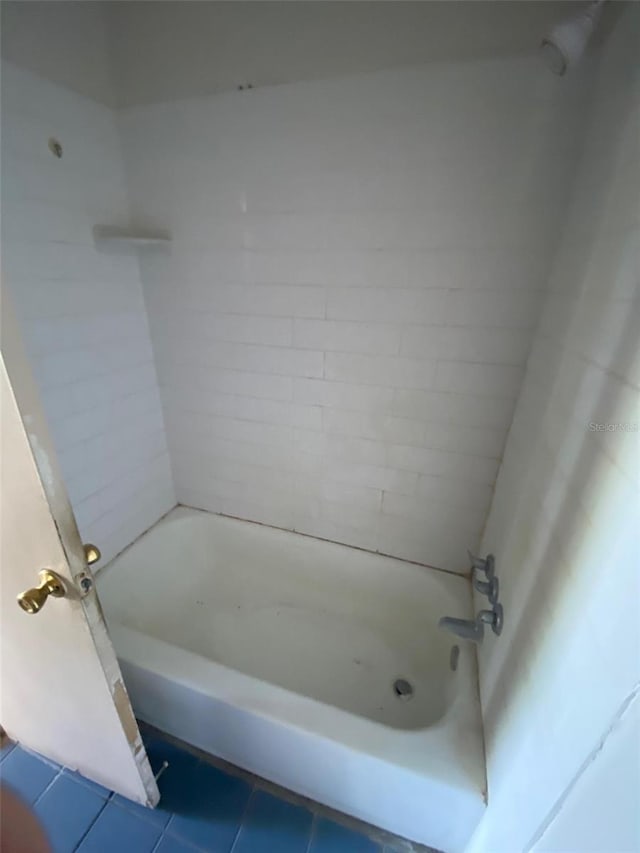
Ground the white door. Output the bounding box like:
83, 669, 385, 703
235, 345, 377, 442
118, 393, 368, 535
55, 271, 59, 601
0, 292, 159, 806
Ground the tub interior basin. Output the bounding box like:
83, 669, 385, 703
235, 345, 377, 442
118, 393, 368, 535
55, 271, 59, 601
98, 508, 473, 730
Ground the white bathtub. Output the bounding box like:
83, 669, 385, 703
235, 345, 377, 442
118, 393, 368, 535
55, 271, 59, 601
98, 507, 485, 852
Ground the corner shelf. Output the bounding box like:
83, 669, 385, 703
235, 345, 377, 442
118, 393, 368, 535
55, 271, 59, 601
92, 225, 171, 246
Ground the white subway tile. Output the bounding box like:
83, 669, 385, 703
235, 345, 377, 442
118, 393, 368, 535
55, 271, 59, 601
200, 437, 297, 471
402, 325, 531, 365
327, 288, 448, 323
293, 319, 402, 355
377, 514, 479, 573
321, 408, 365, 437
435, 361, 524, 398
319, 498, 382, 532
388, 444, 500, 484
204, 283, 326, 318
203, 314, 293, 346
181, 393, 323, 430
203, 341, 324, 378
323, 410, 425, 445
218, 494, 295, 531
160, 362, 292, 402
173, 451, 294, 492
293, 428, 326, 455
293, 513, 379, 552
325, 434, 388, 467
405, 247, 549, 291
201, 368, 293, 401
243, 212, 329, 251
320, 480, 383, 512
417, 473, 494, 511
381, 491, 487, 532
446, 289, 543, 329
393, 389, 516, 429
324, 460, 418, 495
367, 415, 426, 446
422, 423, 506, 458
294, 378, 395, 413
167, 412, 292, 448
326, 352, 436, 390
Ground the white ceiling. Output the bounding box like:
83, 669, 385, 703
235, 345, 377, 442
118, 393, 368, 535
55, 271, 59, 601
1, 1, 116, 105
1, 1, 603, 108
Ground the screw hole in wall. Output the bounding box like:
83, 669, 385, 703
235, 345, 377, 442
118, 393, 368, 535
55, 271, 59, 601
48, 137, 63, 159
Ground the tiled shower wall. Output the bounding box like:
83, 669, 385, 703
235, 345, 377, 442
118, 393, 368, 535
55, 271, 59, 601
120, 58, 584, 572
470, 7, 640, 850
1, 62, 175, 565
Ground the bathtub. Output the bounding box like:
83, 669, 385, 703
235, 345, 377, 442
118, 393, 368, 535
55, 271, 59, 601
98, 507, 485, 852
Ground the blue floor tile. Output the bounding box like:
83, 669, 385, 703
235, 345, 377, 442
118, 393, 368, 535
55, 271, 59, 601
309, 817, 380, 853
233, 790, 313, 853
62, 768, 111, 799
0, 747, 58, 804
165, 762, 252, 852
153, 835, 201, 853
111, 791, 172, 830
144, 742, 201, 819
34, 774, 107, 853
1, 734, 387, 853
0, 739, 16, 762
77, 801, 162, 852
143, 734, 200, 780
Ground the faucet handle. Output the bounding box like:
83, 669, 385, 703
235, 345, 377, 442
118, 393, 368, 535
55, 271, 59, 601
478, 603, 503, 636
468, 551, 495, 580
474, 574, 499, 605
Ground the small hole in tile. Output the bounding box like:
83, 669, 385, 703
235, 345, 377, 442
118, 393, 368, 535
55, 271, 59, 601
48, 137, 63, 159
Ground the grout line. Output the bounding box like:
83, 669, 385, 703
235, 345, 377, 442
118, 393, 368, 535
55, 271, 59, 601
163, 812, 177, 838
182, 504, 470, 579
0, 744, 17, 764
72, 796, 110, 851
147, 354, 524, 392
96, 503, 178, 573
150, 835, 164, 853
32, 765, 64, 807
304, 812, 318, 853
229, 784, 257, 853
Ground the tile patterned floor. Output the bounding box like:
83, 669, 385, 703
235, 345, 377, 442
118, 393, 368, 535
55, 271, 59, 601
0, 731, 395, 852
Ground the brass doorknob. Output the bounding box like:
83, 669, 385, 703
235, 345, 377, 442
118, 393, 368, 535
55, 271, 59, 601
83, 544, 101, 565
17, 570, 65, 615
17, 544, 101, 614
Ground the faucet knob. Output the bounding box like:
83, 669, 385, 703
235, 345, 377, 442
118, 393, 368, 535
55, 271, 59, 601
468, 551, 495, 580
474, 574, 499, 605
479, 603, 504, 636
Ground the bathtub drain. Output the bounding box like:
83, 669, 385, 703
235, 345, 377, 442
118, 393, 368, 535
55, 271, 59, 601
393, 678, 414, 700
